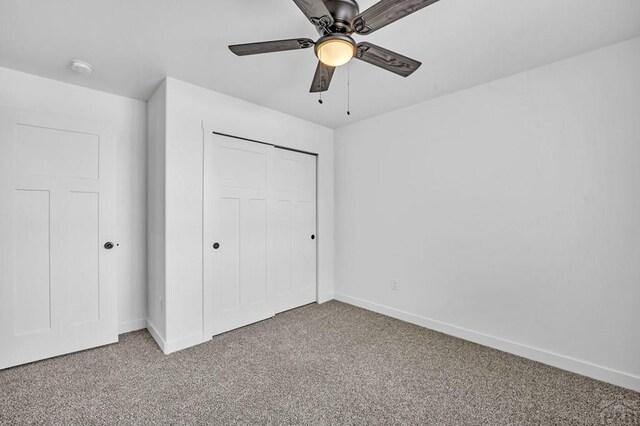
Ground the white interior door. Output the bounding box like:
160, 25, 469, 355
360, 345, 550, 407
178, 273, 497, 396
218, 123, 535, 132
204, 134, 275, 336
0, 110, 117, 370
272, 148, 317, 313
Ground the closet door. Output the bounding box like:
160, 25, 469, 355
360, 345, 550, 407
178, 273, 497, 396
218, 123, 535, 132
0, 110, 117, 369
272, 148, 317, 314
204, 134, 274, 336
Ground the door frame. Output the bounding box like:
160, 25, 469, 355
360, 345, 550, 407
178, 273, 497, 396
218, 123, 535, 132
201, 126, 320, 339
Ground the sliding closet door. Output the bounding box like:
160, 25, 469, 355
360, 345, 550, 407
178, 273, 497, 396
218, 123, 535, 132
203, 133, 318, 337
0, 110, 117, 370
272, 148, 317, 313
204, 134, 275, 336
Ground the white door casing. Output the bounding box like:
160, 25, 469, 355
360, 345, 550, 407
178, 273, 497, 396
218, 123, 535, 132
0, 109, 117, 369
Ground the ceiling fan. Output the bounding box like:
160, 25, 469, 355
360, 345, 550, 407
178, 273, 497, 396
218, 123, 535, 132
228, 0, 440, 93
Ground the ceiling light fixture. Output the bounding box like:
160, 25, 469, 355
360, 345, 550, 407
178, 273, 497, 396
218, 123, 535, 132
315, 35, 356, 67
69, 59, 93, 74
229, 0, 434, 93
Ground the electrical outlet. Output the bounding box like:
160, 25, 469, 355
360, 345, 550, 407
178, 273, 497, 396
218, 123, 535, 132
391, 279, 399, 291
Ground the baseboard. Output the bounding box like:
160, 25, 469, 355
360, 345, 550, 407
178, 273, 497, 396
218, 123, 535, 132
118, 318, 148, 334
144, 320, 204, 355
317, 292, 335, 304
334, 293, 640, 393
164, 332, 205, 355
146, 319, 166, 353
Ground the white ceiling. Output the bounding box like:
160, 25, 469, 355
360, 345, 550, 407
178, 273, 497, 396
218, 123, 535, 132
1, 0, 639, 128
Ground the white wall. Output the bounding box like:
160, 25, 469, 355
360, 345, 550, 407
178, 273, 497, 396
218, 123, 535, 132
0, 67, 148, 334
146, 80, 167, 341
334, 37, 640, 391
149, 77, 334, 352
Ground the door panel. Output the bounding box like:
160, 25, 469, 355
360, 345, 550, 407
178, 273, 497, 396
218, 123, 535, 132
243, 199, 268, 306
273, 200, 293, 297
13, 189, 51, 336
0, 110, 117, 370
272, 148, 317, 314
14, 124, 99, 179
68, 191, 100, 325
220, 197, 241, 311
204, 135, 274, 336
221, 148, 267, 188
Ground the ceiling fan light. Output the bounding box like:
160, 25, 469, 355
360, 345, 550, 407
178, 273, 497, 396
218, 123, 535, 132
315, 36, 356, 67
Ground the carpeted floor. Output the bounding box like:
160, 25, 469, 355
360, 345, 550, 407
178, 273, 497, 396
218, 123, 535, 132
0, 301, 638, 425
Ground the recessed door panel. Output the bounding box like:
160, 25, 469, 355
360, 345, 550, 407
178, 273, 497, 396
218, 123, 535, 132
220, 198, 241, 312
273, 200, 293, 296
68, 191, 100, 325
243, 199, 267, 306
221, 147, 267, 189
14, 124, 99, 179
13, 189, 51, 336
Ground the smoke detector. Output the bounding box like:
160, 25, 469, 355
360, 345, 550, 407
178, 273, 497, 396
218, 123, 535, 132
69, 60, 93, 74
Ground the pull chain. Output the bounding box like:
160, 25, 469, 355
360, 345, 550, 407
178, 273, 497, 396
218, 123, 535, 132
318, 49, 324, 104
318, 50, 323, 105
347, 61, 351, 116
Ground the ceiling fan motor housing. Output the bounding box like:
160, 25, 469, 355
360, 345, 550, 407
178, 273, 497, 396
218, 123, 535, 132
321, 0, 360, 34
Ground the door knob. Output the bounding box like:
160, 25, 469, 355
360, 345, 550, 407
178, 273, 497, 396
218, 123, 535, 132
104, 242, 114, 250
213, 242, 220, 249
311, 235, 315, 240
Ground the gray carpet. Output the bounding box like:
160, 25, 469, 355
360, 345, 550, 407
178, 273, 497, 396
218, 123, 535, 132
0, 301, 638, 425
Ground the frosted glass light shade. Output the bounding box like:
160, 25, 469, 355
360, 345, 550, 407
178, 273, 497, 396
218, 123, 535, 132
316, 38, 356, 67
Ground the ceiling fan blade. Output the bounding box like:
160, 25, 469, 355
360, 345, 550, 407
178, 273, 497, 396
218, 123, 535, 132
355, 42, 422, 77
292, 0, 334, 28
229, 38, 315, 56
352, 0, 440, 35
309, 61, 336, 93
